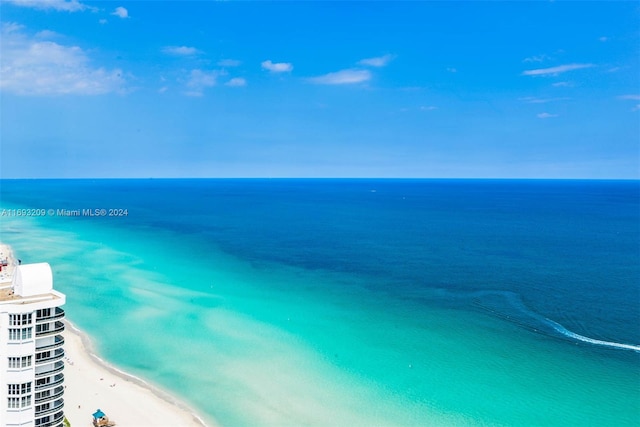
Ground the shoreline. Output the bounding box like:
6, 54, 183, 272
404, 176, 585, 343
63, 319, 216, 427
2, 242, 215, 426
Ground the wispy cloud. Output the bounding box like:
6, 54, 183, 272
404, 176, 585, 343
599, 36, 609, 42
308, 69, 371, 85
358, 54, 394, 67
162, 46, 201, 56
111, 6, 129, 19
0, 24, 126, 95
420, 106, 437, 111
99, 18, 107, 25
2, 22, 24, 33
184, 69, 220, 96
519, 96, 570, 104
218, 59, 241, 67
522, 63, 594, 76
537, 112, 558, 119
552, 81, 572, 87
4, 0, 95, 12
618, 95, 640, 111
523, 54, 550, 63
261, 60, 293, 73
225, 77, 246, 87
446, 67, 457, 73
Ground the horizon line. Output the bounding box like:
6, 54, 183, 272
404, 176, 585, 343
1, 177, 638, 181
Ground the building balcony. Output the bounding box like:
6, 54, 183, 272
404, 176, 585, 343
35, 361, 64, 378
36, 336, 65, 352
35, 321, 64, 338
35, 348, 65, 366
35, 374, 64, 391
35, 410, 64, 427
35, 398, 64, 417
36, 308, 65, 324
35, 385, 64, 404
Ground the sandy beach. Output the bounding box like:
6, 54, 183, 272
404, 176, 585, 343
63, 322, 213, 427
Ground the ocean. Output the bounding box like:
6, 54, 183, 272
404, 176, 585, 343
1, 179, 638, 426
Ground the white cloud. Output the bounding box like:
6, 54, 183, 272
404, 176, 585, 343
522, 63, 594, 76
552, 81, 571, 87
358, 54, 394, 67
162, 46, 200, 56
420, 106, 437, 111
218, 59, 241, 67
225, 77, 246, 87
261, 60, 293, 73
632, 104, 640, 112
537, 112, 558, 119
4, 0, 95, 12
0, 25, 126, 95
446, 67, 457, 73
111, 6, 129, 19
599, 36, 608, 42
34, 30, 60, 39
99, 18, 107, 24
308, 69, 371, 85
158, 86, 168, 94
184, 69, 219, 96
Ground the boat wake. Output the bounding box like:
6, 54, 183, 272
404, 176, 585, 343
546, 319, 640, 352
433, 288, 640, 353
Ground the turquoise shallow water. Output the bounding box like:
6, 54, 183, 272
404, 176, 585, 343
1, 179, 639, 426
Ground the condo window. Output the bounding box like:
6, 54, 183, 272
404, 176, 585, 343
35, 415, 51, 426
9, 313, 33, 326
35, 323, 50, 334
22, 327, 32, 340
7, 382, 31, 395
8, 327, 33, 341
36, 378, 50, 387
7, 397, 20, 409
36, 308, 51, 319
7, 356, 32, 369
36, 351, 51, 361
21, 396, 31, 408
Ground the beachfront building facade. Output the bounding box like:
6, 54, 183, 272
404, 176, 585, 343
0, 260, 66, 427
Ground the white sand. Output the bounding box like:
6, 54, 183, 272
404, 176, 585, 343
62, 322, 214, 427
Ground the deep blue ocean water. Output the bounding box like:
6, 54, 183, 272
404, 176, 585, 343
1, 179, 639, 425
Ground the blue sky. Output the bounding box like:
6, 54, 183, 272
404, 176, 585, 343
1, 1, 638, 178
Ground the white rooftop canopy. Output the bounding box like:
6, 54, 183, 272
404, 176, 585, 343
12, 263, 53, 297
